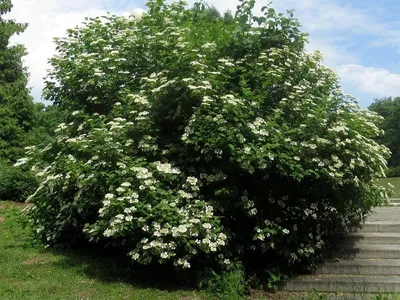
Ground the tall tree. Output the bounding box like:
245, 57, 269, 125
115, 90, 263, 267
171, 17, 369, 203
0, 0, 35, 162
369, 97, 400, 167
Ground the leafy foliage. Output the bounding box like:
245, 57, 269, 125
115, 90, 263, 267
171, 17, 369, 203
0, 0, 39, 202
0, 159, 37, 201
22, 0, 390, 288
0, 0, 36, 163
369, 97, 400, 174
26, 103, 64, 147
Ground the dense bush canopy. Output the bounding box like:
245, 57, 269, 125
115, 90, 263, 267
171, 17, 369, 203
21, 0, 390, 286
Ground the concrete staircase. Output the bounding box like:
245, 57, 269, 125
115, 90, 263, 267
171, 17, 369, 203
283, 205, 400, 295
391, 198, 400, 207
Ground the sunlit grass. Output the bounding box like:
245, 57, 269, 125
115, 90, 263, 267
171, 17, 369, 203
0, 201, 210, 300
378, 177, 400, 198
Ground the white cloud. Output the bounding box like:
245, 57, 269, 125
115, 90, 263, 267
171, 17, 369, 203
200, 0, 400, 101
6, 0, 400, 105
336, 64, 400, 97
7, 0, 134, 102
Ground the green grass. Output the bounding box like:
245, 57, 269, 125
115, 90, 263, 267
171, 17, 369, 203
378, 177, 400, 198
0, 201, 211, 300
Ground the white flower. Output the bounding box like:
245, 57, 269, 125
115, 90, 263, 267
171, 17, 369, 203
130, 252, 140, 260
124, 207, 136, 214
177, 225, 187, 233
121, 182, 131, 187
72, 110, 80, 116
178, 190, 192, 199
186, 176, 198, 186
160, 228, 169, 234
116, 187, 125, 193
249, 208, 257, 216
14, 157, 29, 167
202, 223, 212, 229
104, 229, 115, 237
105, 193, 114, 199
218, 233, 227, 240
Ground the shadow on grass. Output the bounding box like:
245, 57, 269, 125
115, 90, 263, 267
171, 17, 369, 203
46, 243, 199, 292
1, 203, 201, 294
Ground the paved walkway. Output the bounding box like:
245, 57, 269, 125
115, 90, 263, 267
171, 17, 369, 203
369, 207, 400, 221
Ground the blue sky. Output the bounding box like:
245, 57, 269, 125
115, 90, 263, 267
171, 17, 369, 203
8, 0, 400, 108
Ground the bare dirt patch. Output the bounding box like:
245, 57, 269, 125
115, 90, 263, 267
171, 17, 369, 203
0, 201, 29, 210
0, 216, 4, 223
23, 257, 49, 265
76, 288, 95, 299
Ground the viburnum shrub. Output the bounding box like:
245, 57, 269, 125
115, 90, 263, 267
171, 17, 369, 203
20, 0, 390, 286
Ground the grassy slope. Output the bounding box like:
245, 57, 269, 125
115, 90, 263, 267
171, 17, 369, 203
379, 177, 400, 198
0, 201, 210, 300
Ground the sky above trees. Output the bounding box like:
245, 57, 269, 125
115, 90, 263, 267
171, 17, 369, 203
7, 0, 400, 108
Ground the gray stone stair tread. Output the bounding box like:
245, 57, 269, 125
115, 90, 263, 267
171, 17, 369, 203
284, 275, 400, 292
366, 221, 400, 224
339, 244, 400, 250
283, 206, 400, 294
347, 232, 400, 237
324, 259, 400, 266
367, 207, 400, 222
293, 275, 400, 283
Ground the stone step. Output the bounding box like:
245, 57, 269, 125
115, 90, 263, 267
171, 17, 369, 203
317, 259, 400, 275
352, 221, 400, 233
273, 292, 395, 299
336, 244, 400, 259
328, 295, 400, 300
284, 275, 400, 293
341, 232, 400, 245
390, 198, 400, 204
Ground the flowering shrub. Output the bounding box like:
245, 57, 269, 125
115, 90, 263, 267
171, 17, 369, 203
21, 0, 390, 286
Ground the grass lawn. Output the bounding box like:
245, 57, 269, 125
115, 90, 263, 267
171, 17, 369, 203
0, 201, 211, 300
378, 177, 400, 198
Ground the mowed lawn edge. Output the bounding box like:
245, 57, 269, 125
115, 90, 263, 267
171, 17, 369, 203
0, 201, 212, 300
378, 177, 400, 198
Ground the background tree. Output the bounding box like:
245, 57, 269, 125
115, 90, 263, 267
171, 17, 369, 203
369, 97, 400, 175
0, 0, 35, 163
26, 103, 64, 146
0, 0, 38, 202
